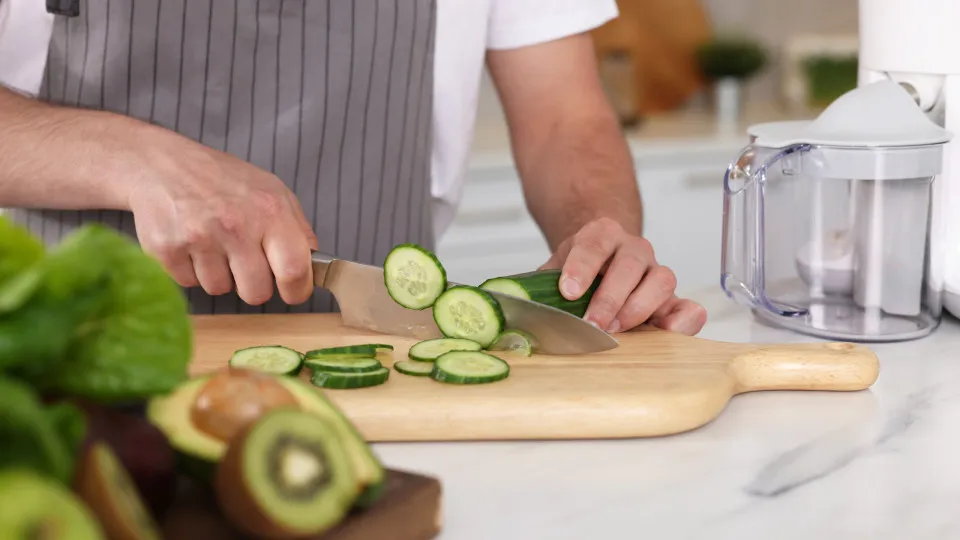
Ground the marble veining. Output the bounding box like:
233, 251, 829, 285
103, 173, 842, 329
372, 286, 960, 539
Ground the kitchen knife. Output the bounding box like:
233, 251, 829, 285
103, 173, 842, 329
311, 251, 619, 355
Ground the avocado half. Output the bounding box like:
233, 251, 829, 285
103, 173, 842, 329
145, 375, 385, 507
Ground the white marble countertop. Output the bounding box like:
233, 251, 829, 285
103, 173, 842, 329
373, 284, 960, 540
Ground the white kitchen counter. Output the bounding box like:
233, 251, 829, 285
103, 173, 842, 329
373, 284, 960, 540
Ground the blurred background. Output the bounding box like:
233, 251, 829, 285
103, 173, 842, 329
438, 0, 859, 297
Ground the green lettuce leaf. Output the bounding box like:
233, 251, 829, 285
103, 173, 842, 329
0, 375, 85, 484
15, 225, 193, 401
0, 217, 45, 312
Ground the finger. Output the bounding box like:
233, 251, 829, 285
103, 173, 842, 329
285, 191, 319, 251
191, 249, 234, 296
263, 218, 314, 305
608, 265, 677, 332
582, 241, 654, 331
650, 298, 708, 335
559, 221, 624, 300
226, 244, 275, 306
146, 244, 199, 288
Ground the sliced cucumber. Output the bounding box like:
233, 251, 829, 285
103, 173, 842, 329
488, 330, 535, 357
305, 344, 393, 358
480, 269, 600, 318
431, 351, 510, 385
228, 345, 303, 376
383, 244, 447, 310
407, 337, 482, 362
305, 357, 382, 373
393, 360, 434, 377
310, 367, 390, 389
431, 286, 504, 348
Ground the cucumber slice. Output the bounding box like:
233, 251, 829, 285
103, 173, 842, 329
480, 269, 600, 318
431, 351, 510, 385
488, 330, 535, 357
305, 344, 393, 358
229, 346, 304, 376
383, 244, 447, 310
310, 368, 390, 390
393, 361, 434, 377
431, 286, 504, 348
407, 338, 482, 362
304, 357, 382, 373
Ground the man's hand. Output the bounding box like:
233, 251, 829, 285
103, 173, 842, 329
127, 126, 318, 306
541, 217, 707, 335
0, 86, 318, 307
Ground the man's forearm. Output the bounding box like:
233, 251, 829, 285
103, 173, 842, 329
515, 109, 643, 251
0, 85, 151, 211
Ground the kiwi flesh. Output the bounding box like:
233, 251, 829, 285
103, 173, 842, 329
215, 408, 361, 539
0, 469, 105, 540
74, 441, 163, 540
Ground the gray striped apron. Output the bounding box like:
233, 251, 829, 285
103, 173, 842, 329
9, 0, 436, 314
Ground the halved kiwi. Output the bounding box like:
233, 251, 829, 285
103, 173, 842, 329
214, 408, 362, 539
74, 441, 163, 540
0, 469, 104, 540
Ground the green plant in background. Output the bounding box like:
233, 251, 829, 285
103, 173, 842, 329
804, 55, 859, 107
696, 36, 768, 80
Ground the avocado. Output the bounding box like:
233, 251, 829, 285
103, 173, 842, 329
145, 373, 385, 506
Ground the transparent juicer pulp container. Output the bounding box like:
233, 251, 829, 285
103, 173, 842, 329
721, 141, 944, 341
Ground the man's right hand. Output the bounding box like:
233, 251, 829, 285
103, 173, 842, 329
126, 127, 318, 307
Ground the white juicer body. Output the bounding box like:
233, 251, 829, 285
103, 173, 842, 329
858, 0, 960, 319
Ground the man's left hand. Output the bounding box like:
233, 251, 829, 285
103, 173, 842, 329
540, 218, 707, 335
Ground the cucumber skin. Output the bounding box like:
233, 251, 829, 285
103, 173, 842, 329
431, 286, 505, 349
383, 243, 448, 311
480, 269, 600, 318
310, 367, 390, 389
305, 344, 392, 358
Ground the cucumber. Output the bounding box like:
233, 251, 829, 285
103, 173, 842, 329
310, 367, 390, 389
383, 243, 447, 310
431, 351, 510, 385
431, 286, 504, 348
407, 337, 482, 362
306, 344, 393, 358
393, 360, 434, 377
480, 269, 600, 318
305, 357, 382, 373
488, 330, 534, 357
228, 345, 303, 376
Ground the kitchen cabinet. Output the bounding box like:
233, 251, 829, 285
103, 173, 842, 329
435, 137, 745, 296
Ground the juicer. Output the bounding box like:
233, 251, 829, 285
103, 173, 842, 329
720, 0, 960, 342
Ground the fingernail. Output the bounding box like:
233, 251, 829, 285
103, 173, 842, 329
560, 277, 581, 298
606, 320, 621, 333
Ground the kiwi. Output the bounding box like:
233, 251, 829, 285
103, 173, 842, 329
74, 441, 163, 540
0, 469, 104, 540
214, 408, 362, 539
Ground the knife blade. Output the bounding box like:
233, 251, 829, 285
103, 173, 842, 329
311, 251, 619, 355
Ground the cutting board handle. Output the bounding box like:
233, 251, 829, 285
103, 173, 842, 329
731, 341, 880, 393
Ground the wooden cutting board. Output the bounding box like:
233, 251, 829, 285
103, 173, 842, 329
161, 469, 442, 540
189, 314, 880, 442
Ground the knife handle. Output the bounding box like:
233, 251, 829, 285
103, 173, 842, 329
310, 251, 336, 287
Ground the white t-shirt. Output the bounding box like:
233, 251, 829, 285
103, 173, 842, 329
0, 0, 618, 237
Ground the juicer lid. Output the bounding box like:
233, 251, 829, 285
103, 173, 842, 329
748, 80, 953, 148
